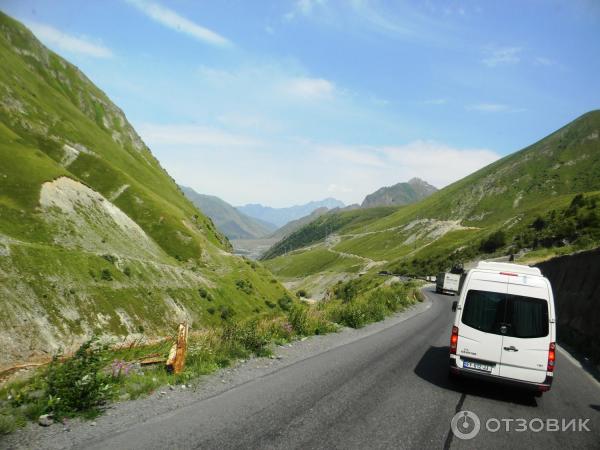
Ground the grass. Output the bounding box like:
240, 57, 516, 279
261, 206, 398, 259
264, 248, 364, 278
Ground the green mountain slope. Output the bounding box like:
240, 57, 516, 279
263, 111, 600, 293
361, 177, 437, 208
0, 12, 288, 366
181, 186, 276, 240
269, 207, 330, 240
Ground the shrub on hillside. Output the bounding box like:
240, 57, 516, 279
479, 230, 506, 253
219, 305, 236, 321
235, 279, 253, 294
45, 340, 110, 418
100, 268, 113, 281
222, 319, 270, 356
288, 303, 310, 335
277, 294, 293, 311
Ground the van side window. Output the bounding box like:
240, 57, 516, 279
461, 290, 549, 338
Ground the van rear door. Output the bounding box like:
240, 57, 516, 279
499, 275, 550, 383
457, 272, 508, 376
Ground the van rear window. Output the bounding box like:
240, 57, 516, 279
461, 290, 549, 338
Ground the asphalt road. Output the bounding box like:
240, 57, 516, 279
82, 288, 600, 450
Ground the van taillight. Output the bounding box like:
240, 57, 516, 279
547, 342, 556, 372
450, 326, 459, 354
500, 272, 518, 276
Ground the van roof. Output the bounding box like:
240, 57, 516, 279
475, 261, 542, 276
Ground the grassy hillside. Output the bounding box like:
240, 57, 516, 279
261, 206, 399, 260
181, 186, 276, 240
361, 177, 437, 208
269, 207, 329, 240
263, 111, 600, 294
0, 12, 290, 367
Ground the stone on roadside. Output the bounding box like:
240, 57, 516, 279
38, 414, 53, 427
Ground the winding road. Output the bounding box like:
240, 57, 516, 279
78, 288, 600, 449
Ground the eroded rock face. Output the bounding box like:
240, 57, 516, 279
40, 177, 165, 260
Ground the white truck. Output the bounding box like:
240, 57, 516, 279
436, 272, 461, 295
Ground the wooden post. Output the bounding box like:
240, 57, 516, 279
166, 322, 188, 374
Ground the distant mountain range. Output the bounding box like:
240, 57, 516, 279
237, 198, 345, 227
361, 178, 437, 208
181, 187, 277, 240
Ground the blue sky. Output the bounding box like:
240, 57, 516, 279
3, 0, 600, 206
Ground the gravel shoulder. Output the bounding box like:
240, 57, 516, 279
1, 295, 432, 450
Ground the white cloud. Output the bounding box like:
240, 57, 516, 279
534, 56, 556, 66
482, 47, 521, 67
144, 126, 501, 206
316, 140, 501, 196
135, 123, 262, 148
466, 103, 509, 112
380, 141, 500, 187
285, 0, 326, 20
126, 0, 231, 47
26, 21, 113, 58
318, 145, 385, 167
283, 77, 335, 99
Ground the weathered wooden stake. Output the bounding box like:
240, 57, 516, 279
166, 322, 188, 374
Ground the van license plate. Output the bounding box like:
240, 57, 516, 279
463, 361, 492, 372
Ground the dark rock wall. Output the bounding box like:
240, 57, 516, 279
536, 247, 600, 364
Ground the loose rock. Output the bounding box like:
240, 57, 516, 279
38, 414, 53, 427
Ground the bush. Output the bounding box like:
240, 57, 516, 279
0, 414, 17, 435
287, 303, 336, 336
222, 319, 270, 356
199, 288, 214, 302
123, 266, 132, 277
100, 269, 113, 281
288, 303, 310, 335
327, 283, 415, 329
333, 281, 358, 303
219, 305, 235, 321
295, 289, 308, 298
45, 340, 110, 418
337, 301, 368, 328
267, 319, 293, 343
207, 306, 216, 315
277, 294, 293, 311
479, 231, 506, 253
102, 254, 117, 264
264, 300, 276, 309
235, 279, 253, 294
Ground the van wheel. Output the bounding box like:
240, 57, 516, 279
534, 391, 543, 398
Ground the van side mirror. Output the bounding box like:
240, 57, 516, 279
451, 301, 458, 312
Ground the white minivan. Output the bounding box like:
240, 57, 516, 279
449, 261, 556, 395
